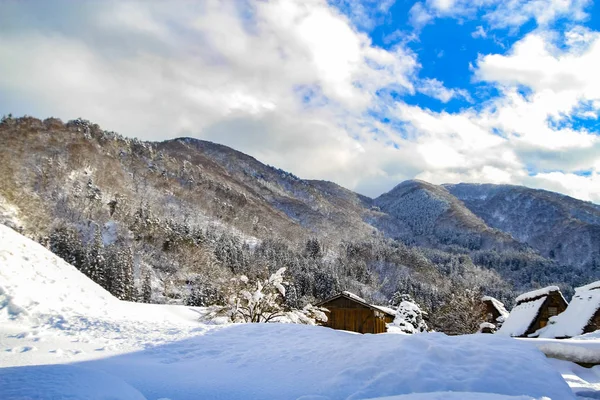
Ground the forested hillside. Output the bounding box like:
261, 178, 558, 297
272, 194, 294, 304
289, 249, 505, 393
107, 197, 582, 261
1, 115, 598, 333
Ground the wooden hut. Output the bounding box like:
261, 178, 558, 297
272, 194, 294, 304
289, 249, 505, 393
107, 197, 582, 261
482, 295, 509, 327
315, 291, 396, 334
497, 286, 568, 337
539, 280, 600, 338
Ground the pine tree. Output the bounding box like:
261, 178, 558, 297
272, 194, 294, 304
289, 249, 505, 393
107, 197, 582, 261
105, 244, 135, 301
305, 238, 321, 259
49, 226, 85, 270
119, 246, 134, 301
141, 271, 152, 303
83, 227, 106, 288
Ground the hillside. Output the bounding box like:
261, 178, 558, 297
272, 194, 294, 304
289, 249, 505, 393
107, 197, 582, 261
1, 115, 599, 325
374, 180, 525, 252
445, 183, 600, 269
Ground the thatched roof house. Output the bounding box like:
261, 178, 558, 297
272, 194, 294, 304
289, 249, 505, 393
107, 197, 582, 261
482, 295, 509, 327
540, 281, 600, 338
315, 291, 396, 334
497, 286, 568, 337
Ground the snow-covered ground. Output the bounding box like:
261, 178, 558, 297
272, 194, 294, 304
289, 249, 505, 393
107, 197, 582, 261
1, 223, 599, 400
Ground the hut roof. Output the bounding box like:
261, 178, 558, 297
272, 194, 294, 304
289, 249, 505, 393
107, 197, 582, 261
373, 305, 397, 316
341, 290, 367, 303
497, 296, 546, 337
482, 295, 509, 320
540, 281, 600, 338
515, 286, 561, 304
315, 291, 396, 317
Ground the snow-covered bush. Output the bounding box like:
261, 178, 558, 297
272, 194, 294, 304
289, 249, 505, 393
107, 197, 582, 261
390, 298, 428, 334
204, 268, 288, 323
280, 304, 328, 325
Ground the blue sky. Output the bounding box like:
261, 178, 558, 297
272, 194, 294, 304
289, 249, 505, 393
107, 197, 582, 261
0, 0, 599, 202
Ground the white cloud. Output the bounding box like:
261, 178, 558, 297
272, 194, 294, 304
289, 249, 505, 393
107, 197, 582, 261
472, 25, 487, 38
332, 0, 397, 31
0, 0, 598, 203
392, 26, 600, 201
0, 0, 419, 196
417, 78, 472, 103
409, 2, 434, 29
525, 171, 600, 203
410, 0, 591, 30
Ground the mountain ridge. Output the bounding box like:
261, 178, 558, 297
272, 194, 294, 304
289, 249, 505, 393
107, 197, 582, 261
0, 115, 598, 316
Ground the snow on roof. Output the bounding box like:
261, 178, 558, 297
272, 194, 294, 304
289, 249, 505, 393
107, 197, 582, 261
515, 286, 560, 304
372, 305, 397, 316
539, 283, 600, 338
576, 280, 600, 292
482, 296, 509, 319
497, 297, 546, 337
341, 291, 366, 303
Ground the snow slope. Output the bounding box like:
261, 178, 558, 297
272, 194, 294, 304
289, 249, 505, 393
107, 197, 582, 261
0, 223, 213, 365
0, 224, 592, 399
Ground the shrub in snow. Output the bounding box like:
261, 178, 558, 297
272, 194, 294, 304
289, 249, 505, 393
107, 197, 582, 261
391, 298, 428, 334
432, 290, 487, 335
204, 268, 288, 323
281, 304, 328, 325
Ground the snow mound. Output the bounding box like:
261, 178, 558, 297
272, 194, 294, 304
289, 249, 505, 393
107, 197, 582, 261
367, 393, 546, 400
74, 324, 574, 400
0, 224, 119, 322
540, 282, 600, 338
515, 286, 559, 303
0, 364, 147, 400
497, 297, 545, 337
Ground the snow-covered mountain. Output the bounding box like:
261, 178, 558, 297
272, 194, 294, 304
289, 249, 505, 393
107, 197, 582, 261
374, 180, 524, 251
1, 115, 599, 318
445, 183, 600, 269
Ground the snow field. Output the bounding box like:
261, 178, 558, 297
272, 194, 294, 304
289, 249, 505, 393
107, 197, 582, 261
2, 323, 577, 399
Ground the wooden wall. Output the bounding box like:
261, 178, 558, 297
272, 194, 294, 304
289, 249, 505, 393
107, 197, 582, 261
320, 297, 388, 334
483, 300, 502, 323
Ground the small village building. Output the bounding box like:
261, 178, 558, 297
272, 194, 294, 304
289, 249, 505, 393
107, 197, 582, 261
539, 280, 600, 338
497, 286, 568, 337
482, 295, 509, 329
315, 291, 396, 334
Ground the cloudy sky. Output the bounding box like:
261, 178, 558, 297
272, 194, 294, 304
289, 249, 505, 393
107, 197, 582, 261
1, 0, 600, 202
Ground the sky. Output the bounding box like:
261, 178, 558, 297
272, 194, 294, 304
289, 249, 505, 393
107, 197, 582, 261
1, 0, 600, 202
